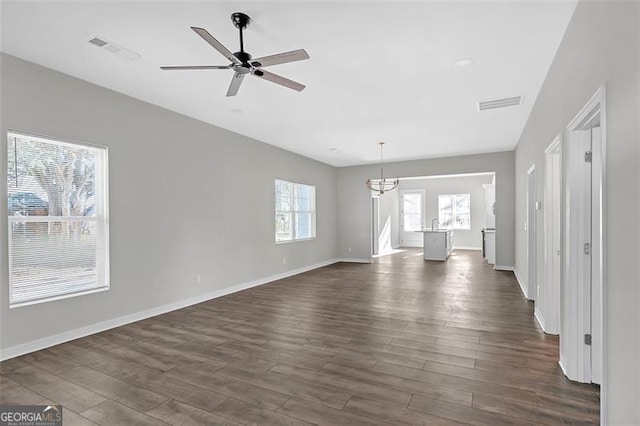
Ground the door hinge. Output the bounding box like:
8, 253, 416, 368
584, 243, 591, 255
584, 334, 592, 346
584, 151, 592, 162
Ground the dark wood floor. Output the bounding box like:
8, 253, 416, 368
0, 249, 600, 425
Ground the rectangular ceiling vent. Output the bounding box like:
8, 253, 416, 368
477, 95, 523, 111
87, 36, 141, 61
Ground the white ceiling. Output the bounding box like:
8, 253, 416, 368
1, 1, 576, 166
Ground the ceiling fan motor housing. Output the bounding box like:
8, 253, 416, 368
233, 51, 252, 65
231, 12, 251, 30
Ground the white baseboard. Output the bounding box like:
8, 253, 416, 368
336, 258, 372, 264
558, 359, 569, 377
534, 308, 547, 332
0, 258, 339, 361
494, 265, 515, 271
453, 246, 481, 251
513, 268, 530, 299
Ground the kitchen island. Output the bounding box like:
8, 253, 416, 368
421, 229, 453, 261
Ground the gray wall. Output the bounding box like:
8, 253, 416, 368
337, 151, 515, 265
0, 54, 338, 352
399, 174, 492, 250
514, 2, 639, 423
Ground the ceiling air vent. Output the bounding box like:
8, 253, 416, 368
88, 37, 108, 48
477, 95, 523, 111
87, 35, 141, 61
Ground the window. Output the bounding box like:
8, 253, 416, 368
275, 179, 316, 242
438, 194, 471, 230
7, 132, 109, 307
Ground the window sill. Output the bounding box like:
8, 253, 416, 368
10, 285, 110, 309
275, 237, 317, 245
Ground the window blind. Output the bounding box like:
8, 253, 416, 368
7, 132, 110, 307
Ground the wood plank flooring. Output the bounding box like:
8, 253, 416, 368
0, 249, 600, 425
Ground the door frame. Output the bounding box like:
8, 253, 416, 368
542, 135, 562, 335
399, 189, 426, 247
526, 164, 537, 301
562, 86, 606, 400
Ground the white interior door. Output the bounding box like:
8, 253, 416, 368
527, 166, 537, 301
543, 140, 561, 335
562, 129, 592, 382
400, 190, 425, 247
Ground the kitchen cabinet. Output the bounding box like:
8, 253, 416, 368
422, 229, 453, 261
484, 229, 495, 264
483, 184, 496, 229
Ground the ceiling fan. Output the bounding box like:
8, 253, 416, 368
161, 12, 309, 97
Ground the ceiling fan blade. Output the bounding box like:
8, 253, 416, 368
251, 49, 310, 68
160, 65, 231, 70
253, 69, 305, 92
226, 72, 246, 97
191, 26, 241, 65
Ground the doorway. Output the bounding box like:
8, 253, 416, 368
526, 165, 537, 301
400, 189, 425, 247
561, 86, 605, 388
542, 136, 562, 335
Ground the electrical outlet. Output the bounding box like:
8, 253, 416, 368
194, 275, 201, 285
283, 257, 287, 265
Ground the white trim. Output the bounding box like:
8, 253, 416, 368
513, 268, 529, 299
563, 85, 606, 392
7, 129, 108, 152
337, 258, 373, 264
545, 135, 562, 155
567, 86, 605, 131
598, 87, 607, 424
399, 172, 495, 181
526, 164, 537, 302
7, 132, 110, 310
558, 360, 569, 377
543, 135, 562, 336
0, 258, 338, 361
275, 236, 316, 245
10, 286, 109, 309
493, 265, 515, 271
534, 308, 547, 333
452, 246, 481, 251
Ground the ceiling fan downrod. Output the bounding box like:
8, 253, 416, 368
231, 12, 251, 63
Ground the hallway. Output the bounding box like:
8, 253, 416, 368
0, 250, 600, 425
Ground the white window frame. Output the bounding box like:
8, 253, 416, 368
7, 131, 110, 308
275, 179, 316, 243
438, 193, 471, 230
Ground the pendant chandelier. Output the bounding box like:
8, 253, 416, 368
365, 142, 399, 195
